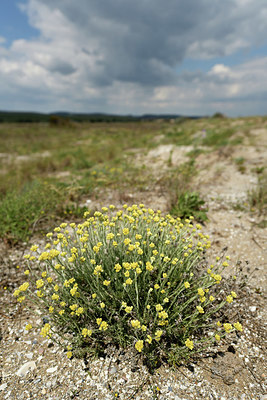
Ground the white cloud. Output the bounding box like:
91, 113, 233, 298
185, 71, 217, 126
0, 0, 266, 115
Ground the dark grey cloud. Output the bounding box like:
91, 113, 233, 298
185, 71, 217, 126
35, 0, 267, 87
48, 59, 76, 75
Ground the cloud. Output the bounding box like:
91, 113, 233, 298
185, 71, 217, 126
0, 0, 266, 115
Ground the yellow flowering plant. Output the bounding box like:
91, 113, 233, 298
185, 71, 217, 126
16, 204, 242, 368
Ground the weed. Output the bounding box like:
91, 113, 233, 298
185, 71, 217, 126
234, 157, 246, 174
170, 191, 208, 223
247, 172, 267, 216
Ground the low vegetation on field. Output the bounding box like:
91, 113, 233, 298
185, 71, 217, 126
1, 116, 265, 243
1, 115, 266, 398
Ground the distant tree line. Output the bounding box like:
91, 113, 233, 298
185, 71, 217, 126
0, 111, 203, 124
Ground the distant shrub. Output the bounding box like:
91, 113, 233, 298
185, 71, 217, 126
212, 112, 226, 119
49, 115, 72, 127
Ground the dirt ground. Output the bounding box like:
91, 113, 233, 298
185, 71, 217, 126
0, 122, 266, 399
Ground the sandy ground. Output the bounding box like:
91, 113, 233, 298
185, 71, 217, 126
0, 122, 266, 399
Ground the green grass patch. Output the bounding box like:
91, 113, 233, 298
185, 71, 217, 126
202, 128, 236, 147
0, 181, 63, 243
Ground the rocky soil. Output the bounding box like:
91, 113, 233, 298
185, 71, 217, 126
0, 121, 266, 399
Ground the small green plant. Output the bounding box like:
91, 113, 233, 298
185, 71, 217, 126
234, 157, 246, 174
248, 172, 267, 215
16, 205, 242, 369
170, 191, 208, 223
0, 181, 64, 243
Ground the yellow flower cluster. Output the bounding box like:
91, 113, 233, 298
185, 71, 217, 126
40, 323, 51, 338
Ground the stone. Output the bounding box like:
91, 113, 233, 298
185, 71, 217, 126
16, 361, 37, 377
0, 383, 8, 391
47, 366, 58, 373
110, 367, 117, 374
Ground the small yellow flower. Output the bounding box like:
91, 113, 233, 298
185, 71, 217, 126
209, 295, 215, 302
92, 293, 97, 299
146, 262, 153, 271
131, 320, 141, 329
52, 293, 59, 301
103, 280, 111, 286
36, 279, 44, 289
146, 335, 152, 344
24, 270, 30, 275
163, 297, 169, 303
216, 321, 221, 327
155, 304, 163, 312
141, 325, 147, 332
82, 328, 92, 337
66, 351, 72, 359
125, 306, 133, 313
154, 284, 160, 290
226, 295, 233, 304
49, 306, 54, 313
155, 329, 163, 341
25, 324, 32, 331
100, 302, 105, 309
19, 282, 29, 291
196, 306, 204, 314
124, 238, 131, 245
40, 323, 51, 338
223, 323, 232, 333
135, 340, 144, 352
231, 291, 237, 298
37, 290, 43, 298
99, 321, 108, 331
125, 278, 133, 285
215, 334, 221, 341
185, 339, 194, 350
76, 307, 84, 315
146, 305, 151, 310
198, 288, 205, 297
233, 322, 243, 332
184, 281, 190, 289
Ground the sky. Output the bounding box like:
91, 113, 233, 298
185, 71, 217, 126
0, 0, 267, 116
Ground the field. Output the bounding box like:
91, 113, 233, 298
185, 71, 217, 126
0, 116, 266, 399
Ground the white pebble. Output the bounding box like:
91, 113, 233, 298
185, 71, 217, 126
16, 361, 37, 377
47, 366, 58, 373
0, 383, 7, 391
